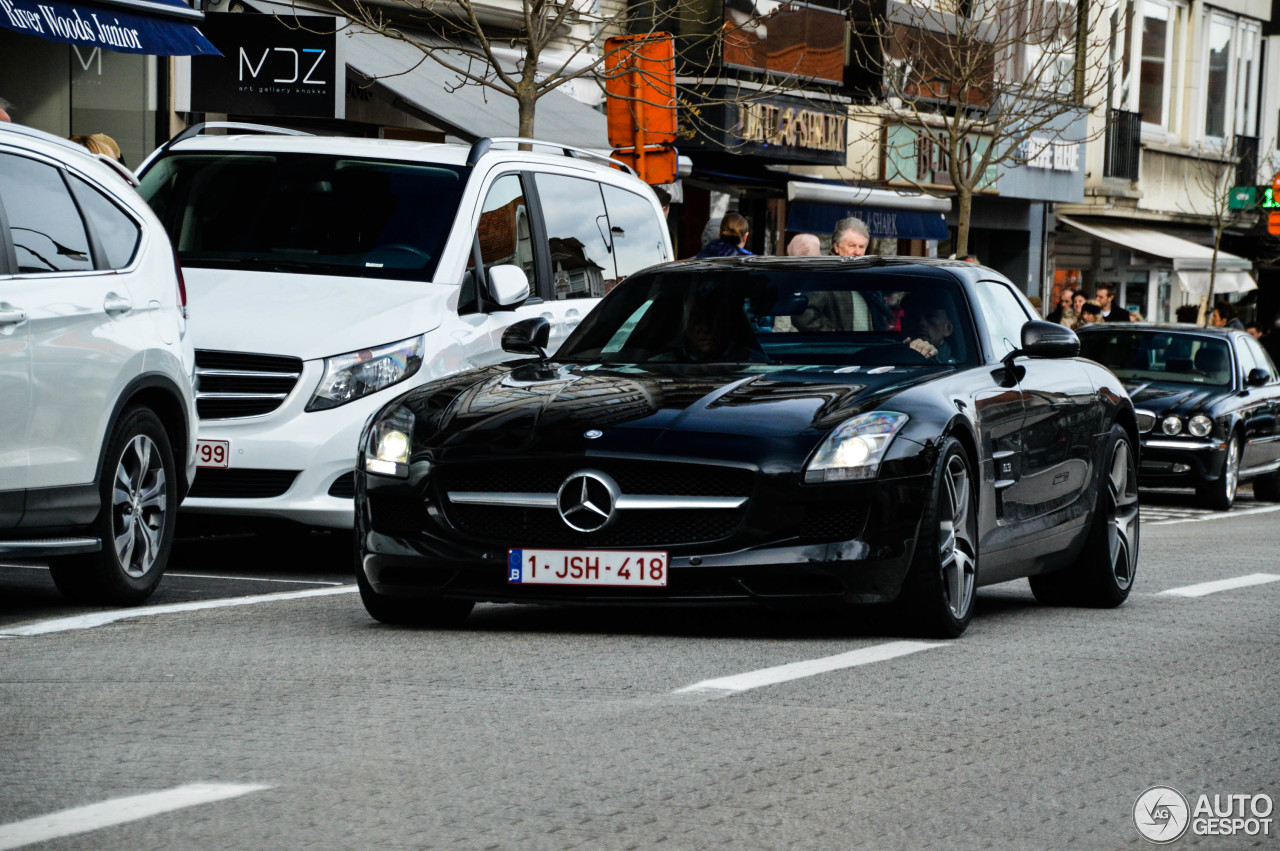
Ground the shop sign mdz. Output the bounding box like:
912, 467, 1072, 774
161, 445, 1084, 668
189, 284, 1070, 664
1134, 785, 1273, 843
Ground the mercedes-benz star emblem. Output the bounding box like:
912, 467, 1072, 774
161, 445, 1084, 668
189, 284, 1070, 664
557, 470, 620, 533
584, 429, 603, 439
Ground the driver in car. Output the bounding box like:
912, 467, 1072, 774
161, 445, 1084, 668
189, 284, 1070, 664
903, 301, 958, 363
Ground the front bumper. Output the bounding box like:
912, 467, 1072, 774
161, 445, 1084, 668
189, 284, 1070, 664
1137, 436, 1227, 487
357, 470, 933, 608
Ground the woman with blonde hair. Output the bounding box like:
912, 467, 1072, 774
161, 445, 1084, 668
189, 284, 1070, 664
697, 211, 752, 257
70, 133, 122, 162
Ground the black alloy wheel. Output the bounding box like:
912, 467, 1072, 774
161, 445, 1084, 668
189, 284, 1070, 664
1198, 434, 1240, 511
896, 437, 978, 638
1030, 423, 1139, 607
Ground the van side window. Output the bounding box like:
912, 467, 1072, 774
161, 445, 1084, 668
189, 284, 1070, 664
534, 173, 614, 299
463, 174, 535, 313
602, 184, 669, 284
0, 153, 93, 275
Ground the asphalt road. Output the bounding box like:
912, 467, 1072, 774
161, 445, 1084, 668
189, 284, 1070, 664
2, 489, 1278, 850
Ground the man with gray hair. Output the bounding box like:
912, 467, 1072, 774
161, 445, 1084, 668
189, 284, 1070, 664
0, 97, 12, 122
786, 233, 821, 256
832, 216, 870, 257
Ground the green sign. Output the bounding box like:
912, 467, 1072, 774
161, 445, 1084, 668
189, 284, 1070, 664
1227, 186, 1280, 210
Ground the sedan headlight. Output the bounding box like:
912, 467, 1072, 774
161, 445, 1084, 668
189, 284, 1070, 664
1188, 414, 1213, 438
1161, 415, 1183, 436
308, 336, 424, 411
364, 405, 415, 478
805, 411, 909, 483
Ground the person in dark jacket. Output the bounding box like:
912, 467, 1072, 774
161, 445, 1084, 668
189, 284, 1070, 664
1210, 301, 1245, 331
1096, 283, 1131, 322
697, 212, 752, 258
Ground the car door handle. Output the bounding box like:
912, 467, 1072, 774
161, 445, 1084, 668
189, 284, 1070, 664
103, 292, 133, 316
0, 303, 27, 326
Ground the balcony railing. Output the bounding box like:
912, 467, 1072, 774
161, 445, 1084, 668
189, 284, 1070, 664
1104, 109, 1141, 180
1234, 135, 1259, 187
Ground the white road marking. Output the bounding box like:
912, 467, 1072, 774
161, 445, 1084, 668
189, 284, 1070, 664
0, 783, 271, 850
675, 640, 946, 694
0, 586, 357, 638
1146, 504, 1280, 526
166, 572, 346, 586
1159, 573, 1280, 598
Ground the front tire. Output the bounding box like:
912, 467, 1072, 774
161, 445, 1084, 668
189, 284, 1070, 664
896, 438, 978, 638
49, 407, 177, 605
355, 558, 473, 627
1030, 424, 1139, 607
1197, 434, 1239, 511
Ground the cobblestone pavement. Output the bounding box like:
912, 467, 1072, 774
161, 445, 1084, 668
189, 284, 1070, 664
1, 503, 1277, 850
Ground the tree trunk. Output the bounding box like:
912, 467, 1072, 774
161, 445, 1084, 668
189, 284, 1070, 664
954, 188, 972, 258
517, 91, 536, 139
1203, 225, 1224, 326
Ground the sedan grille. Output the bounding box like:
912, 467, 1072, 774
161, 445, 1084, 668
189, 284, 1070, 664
195, 350, 303, 420
1135, 409, 1156, 434
435, 460, 754, 548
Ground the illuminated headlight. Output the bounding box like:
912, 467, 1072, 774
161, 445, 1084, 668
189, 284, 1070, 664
364, 405, 415, 478
1161, 415, 1183, 435
1188, 415, 1213, 437
307, 335, 424, 411
805, 412, 909, 483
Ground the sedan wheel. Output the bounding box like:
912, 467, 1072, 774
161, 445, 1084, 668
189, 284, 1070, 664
1198, 435, 1239, 511
1030, 423, 1138, 607
897, 438, 977, 638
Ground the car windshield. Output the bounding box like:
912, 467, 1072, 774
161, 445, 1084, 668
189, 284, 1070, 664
137, 152, 466, 282
557, 267, 977, 367
1079, 329, 1234, 386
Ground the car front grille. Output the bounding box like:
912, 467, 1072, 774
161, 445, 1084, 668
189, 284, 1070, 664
188, 468, 299, 499
1135, 409, 1156, 434
195, 350, 303, 420
435, 459, 754, 548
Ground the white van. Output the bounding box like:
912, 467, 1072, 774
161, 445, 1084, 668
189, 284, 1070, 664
136, 126, 672, 530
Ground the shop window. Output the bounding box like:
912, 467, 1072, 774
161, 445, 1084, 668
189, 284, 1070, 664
69, 176, 141, 270
534, 174, 613, 300
601, 185, 669, 290
0, 153, 93, 275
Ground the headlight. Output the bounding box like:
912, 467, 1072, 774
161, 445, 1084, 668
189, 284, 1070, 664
1161, 415, 1183, 435
1188, 415, 1213, 437
307, 335, 424, 411
805, 411, 909, 483
364, 405, 415, 478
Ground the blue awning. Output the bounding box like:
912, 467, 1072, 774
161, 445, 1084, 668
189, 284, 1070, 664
787, 200, 949, 241
0, 0, 220, 55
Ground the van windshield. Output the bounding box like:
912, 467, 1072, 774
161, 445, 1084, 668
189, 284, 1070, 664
138, 152, 466, 282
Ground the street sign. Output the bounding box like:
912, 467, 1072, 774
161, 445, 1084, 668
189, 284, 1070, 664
1269, 211, 1280, 236
1229, 186, 1257, 210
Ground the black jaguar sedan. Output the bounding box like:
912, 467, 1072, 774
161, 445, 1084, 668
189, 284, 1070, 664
1078, 323, 1280, 510
355, 257, 1139, 637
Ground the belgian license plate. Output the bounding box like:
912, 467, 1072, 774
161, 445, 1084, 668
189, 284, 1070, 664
196, 439, 230, 468
508, 549, 668, 587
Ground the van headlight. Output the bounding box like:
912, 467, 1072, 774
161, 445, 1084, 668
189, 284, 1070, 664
364, 405, 415, 478
308, 335, 424, 411
805, 411, 909, 483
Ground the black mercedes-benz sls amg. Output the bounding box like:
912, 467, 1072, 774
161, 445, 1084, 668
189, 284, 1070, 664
355, 257, 1140, 637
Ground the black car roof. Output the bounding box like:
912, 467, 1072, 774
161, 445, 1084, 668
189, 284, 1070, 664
1078, 322, 1243, 339
652, 255, 988, 281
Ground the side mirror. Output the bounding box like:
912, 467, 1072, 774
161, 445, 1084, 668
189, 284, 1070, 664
1020, 320, 1080, 359
502, 316, 551, 360
1246, 367, 1270, 387
488, 264, 531, 309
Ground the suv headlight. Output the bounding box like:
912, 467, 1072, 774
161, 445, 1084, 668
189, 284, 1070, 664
308, 335, 424, 411
364, 405, 415, 478
1188, 414, 1213, 437
805, 411, 908, 483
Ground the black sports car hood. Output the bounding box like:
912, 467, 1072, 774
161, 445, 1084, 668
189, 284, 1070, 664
400, 361, 949, 461
1124, 380, 1223, 417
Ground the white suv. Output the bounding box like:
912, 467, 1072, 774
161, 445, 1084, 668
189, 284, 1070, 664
136, 126, 672, 530
0, 122, 198, 603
